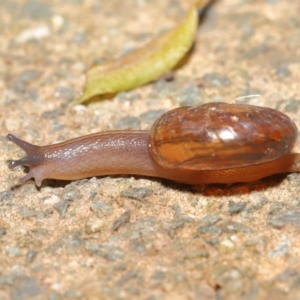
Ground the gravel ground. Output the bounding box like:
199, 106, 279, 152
1, 0, 300, 299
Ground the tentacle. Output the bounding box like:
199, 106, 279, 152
6, 134, 39, 155
8, 156, 40, 169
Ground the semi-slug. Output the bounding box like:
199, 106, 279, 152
7, 102, 300, 187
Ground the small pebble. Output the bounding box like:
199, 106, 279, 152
54, 200, 70, 218
269, 239, 291, 258
175, 85, 204, 107
245, 195, 268, 213
198, 225, 222, 236
0, 190, 12, 203
219, 239, 235, 251
21, 0, 52, 19
220, 221, 253, 234
90, 200, 113, 217
121, 187, 153, 201
61, 186, 82, 202
25, 250, 38, 265
276, 65, 291, 78
41, 108, 65, 119
203, 73, 231, 87
0, 228, 7, 236
227, 200, 246, 214
129, 240, 146, 254
200, 215, 220, 227
65, 289, 83, 299
268, 211, 300, 229
12, 276, 43, 300
54, 86, 75, 103
139, 109, 166, 124
284, 99, 300, 113
85, 217, 105, 234
17, 207, 37, 218
114, 116, 141, 129
85, 243, 125, 261
6, 246, 21, 257
112, 211, 131, 231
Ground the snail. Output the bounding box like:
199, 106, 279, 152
6, 102, 300, 187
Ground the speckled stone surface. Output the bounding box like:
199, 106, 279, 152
1, 0, 300, 299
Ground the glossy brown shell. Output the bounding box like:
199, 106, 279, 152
149, 102, 298, 170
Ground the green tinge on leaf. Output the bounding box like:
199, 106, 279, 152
76, 7, 198, 104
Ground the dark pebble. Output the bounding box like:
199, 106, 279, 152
90, 200, 113, 217
65, 289, 83, 299
54, 200, 70, 218
227, 200, 246, 214
116, 270, 142, 286
276, 65, 291, 78
112, 211, 131, 231
245, 196, 268, 213
126, 216, 159, 238
220, 221, 253, 234
48, 291, 62, 300
277, 268, 298, 282
152, 270, 166, 283
116, 91, 140, 103
12, 276, 43, 300
175, 85, 205, 107
19, 69, 41, 83
54, 86, 75, 103
21, 0, 53, 19
44, 207, 54, 217
200, 215, 220, 226
31, 227, 50, 239
129, 240, 146, 254
61, 186, 82, 202
284, 99, 300, 113
152, 78, 173, 95
139, 109, 166, 124
0, 190, 13, 203
6, 246, 21, 257
245, 44, 269, 59
85, 243, 125, 261
162, 219, 184, 238
114, 116, 141, 129
49, 120, 64, 133
198, 225, 222, 236
17, 207, 37, 218
121, 187, 153, 201
0, 228, 7, 236
268, 202, 285, 215
47, 232, 83, 254
203, 73, 231, 87
25, 250, 38, 265
240, 23, 254, 40
268, 239, 290, 258
268, 211, 300, 229
41, 108, 65, 118
74, 32, 86, 43
0, 274, 15, 286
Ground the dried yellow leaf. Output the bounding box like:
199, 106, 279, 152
76, 7, 198, 104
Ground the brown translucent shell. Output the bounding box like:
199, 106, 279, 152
149, 102, 298, 170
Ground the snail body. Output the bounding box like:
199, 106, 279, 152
7, 102, 300, 186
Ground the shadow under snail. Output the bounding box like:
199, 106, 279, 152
6, 102, 300, 187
